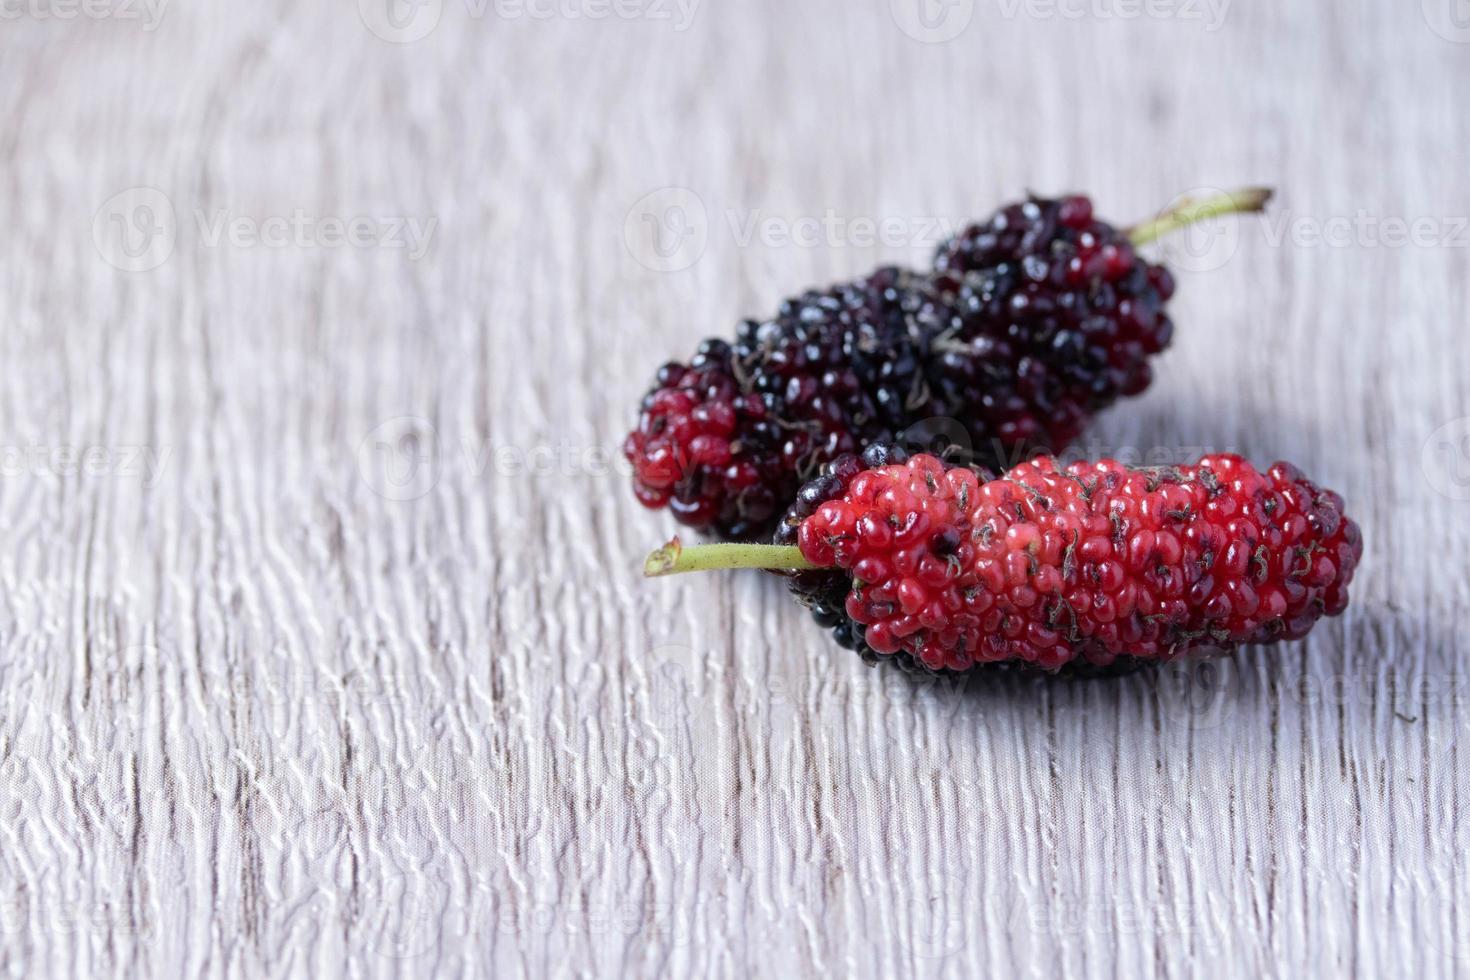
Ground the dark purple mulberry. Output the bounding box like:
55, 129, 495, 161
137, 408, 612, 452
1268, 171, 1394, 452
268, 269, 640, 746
626, 190, 1271, 541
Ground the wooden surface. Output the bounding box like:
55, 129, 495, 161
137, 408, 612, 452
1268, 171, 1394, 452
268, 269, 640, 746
1, 1, 1467, 977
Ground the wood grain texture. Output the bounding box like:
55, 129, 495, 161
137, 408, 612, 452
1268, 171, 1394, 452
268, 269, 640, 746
0, 0, 1466, 976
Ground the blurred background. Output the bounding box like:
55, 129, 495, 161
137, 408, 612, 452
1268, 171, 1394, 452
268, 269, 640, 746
0, 1, 1467, 977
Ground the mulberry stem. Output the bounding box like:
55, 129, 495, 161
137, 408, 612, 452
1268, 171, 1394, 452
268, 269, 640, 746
643, 537, 816, 577
1126, 187, 1273, 246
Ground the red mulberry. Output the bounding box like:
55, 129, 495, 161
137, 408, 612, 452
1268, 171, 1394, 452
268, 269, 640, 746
645, 445, 1361, 675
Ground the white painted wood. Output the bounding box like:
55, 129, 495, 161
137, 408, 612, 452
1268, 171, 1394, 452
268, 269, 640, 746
0, 1, 1466, 976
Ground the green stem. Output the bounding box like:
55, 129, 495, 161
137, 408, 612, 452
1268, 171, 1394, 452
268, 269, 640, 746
1126, 186, 1273, 247
643, 537, 817, 577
